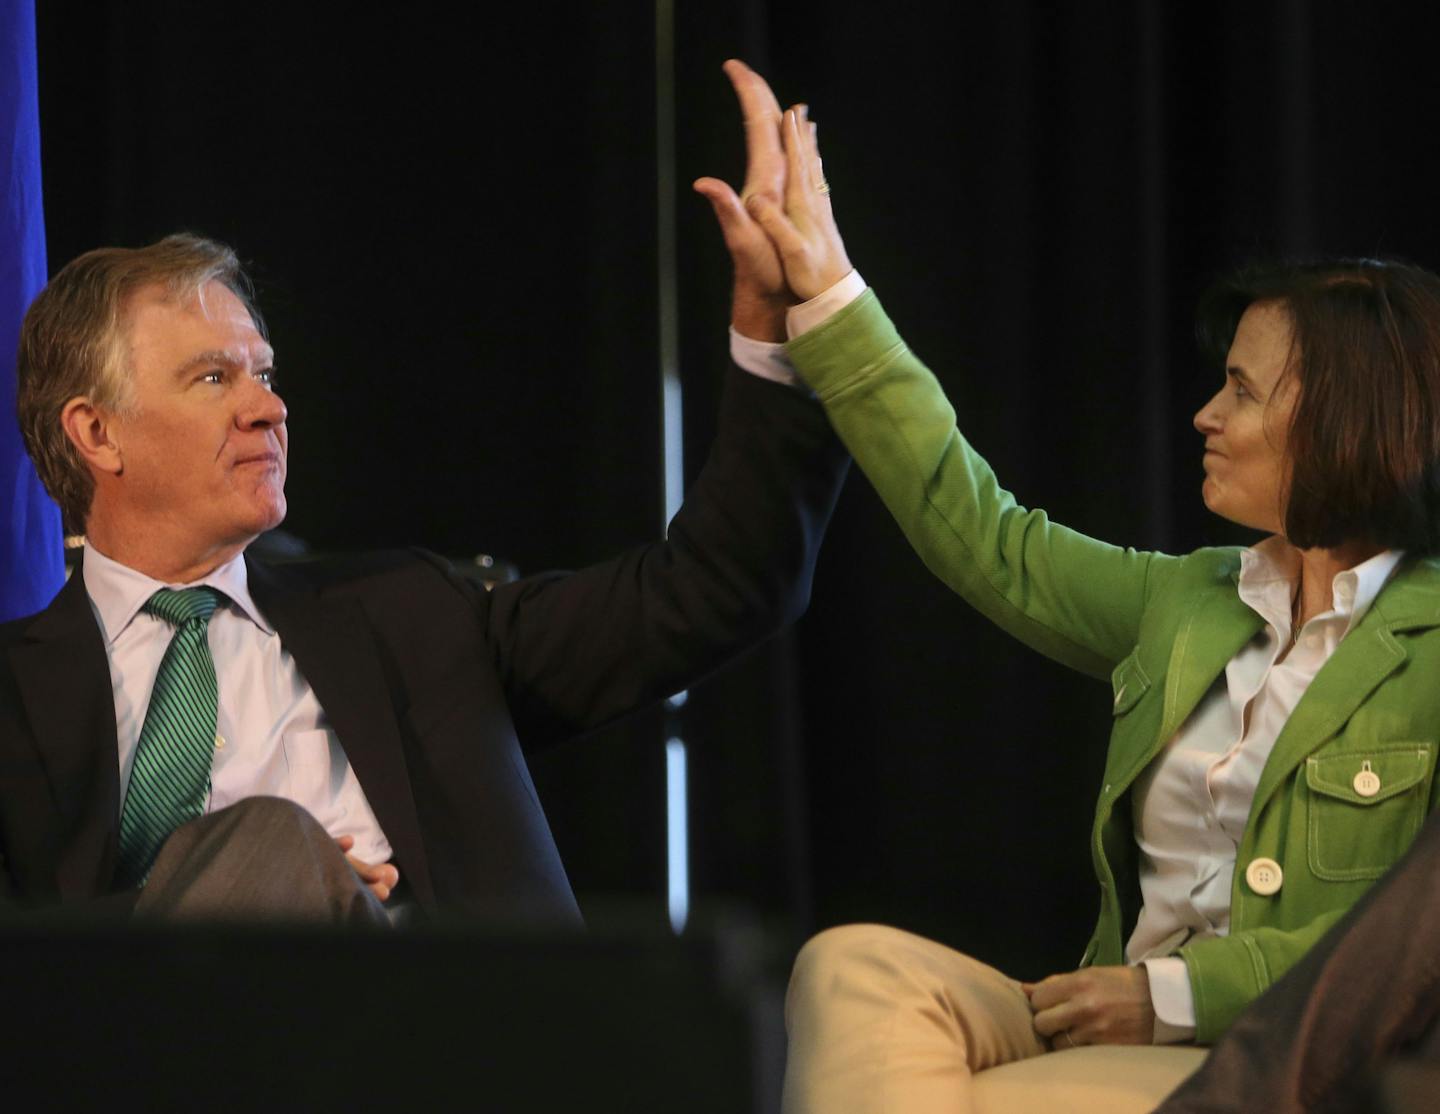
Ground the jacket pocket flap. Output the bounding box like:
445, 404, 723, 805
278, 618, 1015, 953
1305, 744, 1432, 806
1110, 651, 1150, 716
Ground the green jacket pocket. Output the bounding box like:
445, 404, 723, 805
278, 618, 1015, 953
1305, 744, 1432, 881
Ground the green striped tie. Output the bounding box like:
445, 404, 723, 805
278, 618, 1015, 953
117, 587, 221, 888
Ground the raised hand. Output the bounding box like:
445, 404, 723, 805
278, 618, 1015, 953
693, 59, 796, 341
743, 98, 853, 303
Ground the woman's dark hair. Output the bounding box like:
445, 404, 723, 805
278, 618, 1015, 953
1196, 257, 1440, 553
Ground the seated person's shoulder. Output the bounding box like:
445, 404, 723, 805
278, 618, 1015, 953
248, 548, 494, 670
248, 546, 467, 600
1170, 545, 1245, 588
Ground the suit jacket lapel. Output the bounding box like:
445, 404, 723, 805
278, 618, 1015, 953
1159, 590, 1264, 740
247, 557, 436, 907
1157, 560, 1264, 729
7, 563, 124, 898
1105, 564, 1264, 793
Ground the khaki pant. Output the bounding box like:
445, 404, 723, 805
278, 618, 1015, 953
782, 924, 1206, 1114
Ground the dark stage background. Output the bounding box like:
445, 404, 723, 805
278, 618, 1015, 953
34, 2, 1440, 979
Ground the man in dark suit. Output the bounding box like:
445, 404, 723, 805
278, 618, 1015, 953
0, 231, 845, 922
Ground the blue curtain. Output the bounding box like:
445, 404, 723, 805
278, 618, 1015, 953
1, 0, 64, 622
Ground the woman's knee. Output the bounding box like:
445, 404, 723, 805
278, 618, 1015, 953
789, 924, 943, 1011
795, 922, 920, 972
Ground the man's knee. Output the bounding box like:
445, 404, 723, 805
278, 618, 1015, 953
141, 796, 384, 925
214, 795, 328, 839
150, 796, 332, 870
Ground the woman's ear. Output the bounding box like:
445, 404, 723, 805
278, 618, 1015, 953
59, 397, 124, 477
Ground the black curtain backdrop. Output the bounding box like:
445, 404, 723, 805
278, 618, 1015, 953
35, 1, 1440, 978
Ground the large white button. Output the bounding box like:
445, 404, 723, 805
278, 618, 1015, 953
1353, 761, 1381, 798
1246, 857, 1284, 896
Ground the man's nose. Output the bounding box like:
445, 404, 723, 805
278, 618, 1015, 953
238, 376, 288, 429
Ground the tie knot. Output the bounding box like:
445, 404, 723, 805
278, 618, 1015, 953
143, 587, 220, 628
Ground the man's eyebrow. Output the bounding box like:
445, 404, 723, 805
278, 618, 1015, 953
170, 347, 276, 378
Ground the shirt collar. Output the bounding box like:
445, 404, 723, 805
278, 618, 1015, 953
81, 543, 276, 645
1238, 535, 1405, 635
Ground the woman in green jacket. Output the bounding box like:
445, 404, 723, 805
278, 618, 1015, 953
697, 61, 1440, 1113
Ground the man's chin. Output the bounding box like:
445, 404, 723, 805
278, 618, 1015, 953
232, 498, 288, 549
256, 493, 287, 531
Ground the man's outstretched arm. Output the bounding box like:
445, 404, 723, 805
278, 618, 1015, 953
472, 63, 850, 746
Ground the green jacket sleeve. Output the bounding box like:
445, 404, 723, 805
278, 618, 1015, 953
786, 289, 1178, 678
1181, 908, 1348, 1043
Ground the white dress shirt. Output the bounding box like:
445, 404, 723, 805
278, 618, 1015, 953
83, 543, 394, 866
736, 274, 1406, 1042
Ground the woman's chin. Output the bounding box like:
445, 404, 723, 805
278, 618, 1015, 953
1204, 500, 1281, 536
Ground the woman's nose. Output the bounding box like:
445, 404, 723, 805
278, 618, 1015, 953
1194, 390, 1224, 435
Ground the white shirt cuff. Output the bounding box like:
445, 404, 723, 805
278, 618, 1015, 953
729, 326, 804, 388
786, 269, 867, 338
1141, 957, 1198, 1044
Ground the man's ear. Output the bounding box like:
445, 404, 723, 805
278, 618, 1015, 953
59, 398, 124, 477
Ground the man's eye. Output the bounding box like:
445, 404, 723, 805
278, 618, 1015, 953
255, 368, 278, 388
199, 370, 224, 385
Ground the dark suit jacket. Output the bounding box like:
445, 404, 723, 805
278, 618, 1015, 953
0, 369, 849, 921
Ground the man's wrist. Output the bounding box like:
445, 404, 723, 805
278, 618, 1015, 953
730, 285, 794, 343
729, 327, 803, 388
